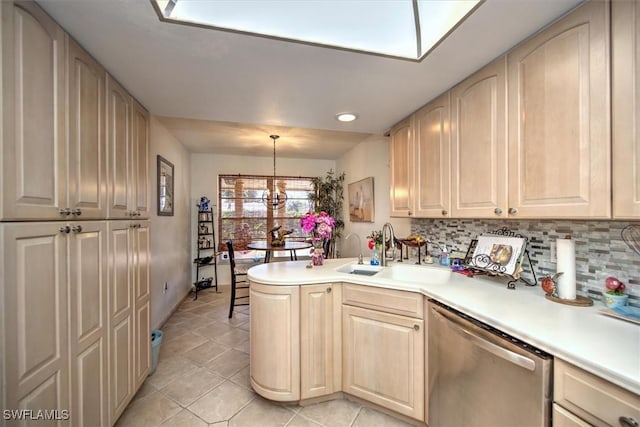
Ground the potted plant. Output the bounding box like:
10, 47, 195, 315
603, 276, 628, 308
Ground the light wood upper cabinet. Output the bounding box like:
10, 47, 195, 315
413, 93, 451, 218
1, 1, 67, 220
451, 57, 507, 218
612, 0, 640, 218
389, 117, 414, 217
67, 37, 107, 220
300, 283, 341, 400
507, 0, 610, 218
107, 75, 132, 219
250, 282, 300, 401
131, 100, 150, 219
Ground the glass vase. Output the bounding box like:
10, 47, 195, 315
370, 246, 380, 266
312, 247, 325, 266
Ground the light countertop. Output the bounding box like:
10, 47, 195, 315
248, 257, 640, 396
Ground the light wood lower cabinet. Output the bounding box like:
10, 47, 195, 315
342, 305, 424, 421
1, 222, 71, 419
554, 359, 640, 426
108, 220, 150, 422
300, 283, 341, 400
250, 282, 300, 401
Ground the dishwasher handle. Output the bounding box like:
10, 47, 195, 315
432, 305, 536, 372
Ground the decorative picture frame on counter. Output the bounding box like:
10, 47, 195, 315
157, 155, 174, 216
467, 233, 527, 277
348, 177, 374, 222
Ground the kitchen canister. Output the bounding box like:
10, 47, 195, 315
556, 236, 576, 300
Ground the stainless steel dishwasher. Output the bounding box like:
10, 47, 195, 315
428, 300, 553, 427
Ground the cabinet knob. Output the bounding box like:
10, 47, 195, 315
59, 226, 70, 234
70, 208, 82, 216
326, 287, 332, 293
408, 211, 412, 216
494, 208, 503, 215
508, 207, 518, 215
58, 208, 71, 216
619, 417, 639, 427
71, 225, 83, 233
413, 324, 420, 331
441, 210, 448, 216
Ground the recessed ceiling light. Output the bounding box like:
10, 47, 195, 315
336, 113, 358, 122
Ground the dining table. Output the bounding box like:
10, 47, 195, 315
247, 240, 313, 263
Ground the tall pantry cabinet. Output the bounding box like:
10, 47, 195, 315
0, 1, 151, 426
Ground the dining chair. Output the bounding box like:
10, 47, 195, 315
226, 240, 249, 318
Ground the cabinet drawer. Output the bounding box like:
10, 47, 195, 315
554, 359, 640, 427
342, 284, 423, 319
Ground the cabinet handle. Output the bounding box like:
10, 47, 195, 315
59, 226, 70, 234
70, 208, 82, 216
619, 417, 639, 427
136, 211, 141, 217
413, 324, 420, 331
58, 208, 71, 216
494, 208, 503, 215
441, 209, 448, 216
508, 207, 518, 215
71, 225, 83, 233
326, 287, 332, 293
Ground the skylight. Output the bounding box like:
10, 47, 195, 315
153, 0, 482, 61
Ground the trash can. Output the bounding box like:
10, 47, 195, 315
149, 330, 163, 376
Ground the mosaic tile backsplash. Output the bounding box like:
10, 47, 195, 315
411, 219, 640, 306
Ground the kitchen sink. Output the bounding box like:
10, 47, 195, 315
376, 263, 451, 285
336, 263, 384, 276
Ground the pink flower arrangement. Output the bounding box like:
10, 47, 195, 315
300, 211, 335, 240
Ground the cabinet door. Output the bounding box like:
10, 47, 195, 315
389, 117, 414, 217
106, 75, 132, 219
133, 221, 151, 388
507, 0, 610, 218
67, 38, 107, 220
131, 100, 149, 218
68, 221, 108, 427
1, 1, 67, 220
108, 221, 134, 420
413, 93, 450, 218
250, 282, 300, 401
553, 404, 591, 427
2, 222, 70, 417
451, 57, 507, 218
343, 305, 424, 421
612, 0, 640, 218
300, 283, 341, 400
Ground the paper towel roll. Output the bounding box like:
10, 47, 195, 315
556, 237, 576, 300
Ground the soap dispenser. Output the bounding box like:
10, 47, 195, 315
439, 244, 450, 266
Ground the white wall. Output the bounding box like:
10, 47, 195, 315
149, 116, 192, 329
336, 135, 411, 258
190, 152, 336, 284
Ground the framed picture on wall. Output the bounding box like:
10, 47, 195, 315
348, 177, 374, 222
157, 155, 174, 216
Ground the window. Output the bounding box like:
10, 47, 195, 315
218, 174, 315, 251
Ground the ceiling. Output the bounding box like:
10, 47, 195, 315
38, 0, 584, 160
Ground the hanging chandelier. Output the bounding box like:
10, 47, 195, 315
261, 135, 288, 209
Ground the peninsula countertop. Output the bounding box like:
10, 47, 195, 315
248, 257, 640, 396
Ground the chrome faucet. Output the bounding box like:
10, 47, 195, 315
345, 233, 364, 264
381, 223, 396, 266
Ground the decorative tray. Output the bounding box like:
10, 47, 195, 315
599, 306, 640, 325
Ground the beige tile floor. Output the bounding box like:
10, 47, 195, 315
116, 287, 414, 427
